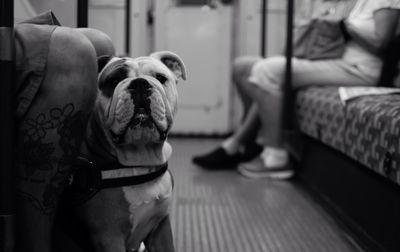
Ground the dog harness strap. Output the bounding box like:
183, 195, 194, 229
66, 156, 169, 206
100, 163, 168, 188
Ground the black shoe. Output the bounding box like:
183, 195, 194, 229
192, 147, 242, 170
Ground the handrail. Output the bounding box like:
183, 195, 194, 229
261, 0, 268, 57
0, 0, 16, 251
77, 0, 89, 27
282, 0, 294, 131
125, 0, 131, 55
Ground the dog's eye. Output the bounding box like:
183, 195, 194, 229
155, 74, 168, 85
99, 67, 128, 97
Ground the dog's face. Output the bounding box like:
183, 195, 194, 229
95, 51, 186, 149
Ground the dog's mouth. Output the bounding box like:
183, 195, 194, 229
132, 107, 153, 127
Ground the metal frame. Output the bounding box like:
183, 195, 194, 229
0, 0, 16, 251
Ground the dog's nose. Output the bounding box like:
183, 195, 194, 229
129, 78, 152, 110
129, 78, 152, 95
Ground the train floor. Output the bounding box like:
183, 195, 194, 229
168, 137, 363, 252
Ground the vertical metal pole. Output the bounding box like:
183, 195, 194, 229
77, 0, 89, 27
282, 0, 294, 130
0, 0, 16, 251
125, 0, 131, 55
261, 0, 268, 57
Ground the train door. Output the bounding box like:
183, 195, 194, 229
154, 0, 234, 135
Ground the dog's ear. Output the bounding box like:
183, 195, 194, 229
150, 51, 187, 81
98, 55, 113, 73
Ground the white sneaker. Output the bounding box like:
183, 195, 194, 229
237, 147, 294, 179
261, 147, 288, 167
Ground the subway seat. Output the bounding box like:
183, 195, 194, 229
295, 86, 400, 186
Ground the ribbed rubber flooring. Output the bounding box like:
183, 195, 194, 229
168, 138, 362, 252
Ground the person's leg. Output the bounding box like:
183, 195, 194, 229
192, 56, 262, 169
238, 56, 378, 179
221, 56, 261, 154
224, 104, 260, 148
232, 56, 261, 114
15, 27, 98, 252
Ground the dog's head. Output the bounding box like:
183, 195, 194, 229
94, 51, 186, 151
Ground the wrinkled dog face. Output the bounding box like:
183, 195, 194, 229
96, 51, 186, 146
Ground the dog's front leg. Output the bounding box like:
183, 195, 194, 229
143, 216, 175, 252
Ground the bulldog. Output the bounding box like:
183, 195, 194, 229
70, 51, 186, 252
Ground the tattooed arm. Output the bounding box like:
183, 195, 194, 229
16, 103, 89, 252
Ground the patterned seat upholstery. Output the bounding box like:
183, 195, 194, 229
295, 87, 400, 186
296, 87, 346, 153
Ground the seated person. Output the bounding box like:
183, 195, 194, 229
193, 0, 400, 179
12, 11, 114, 252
